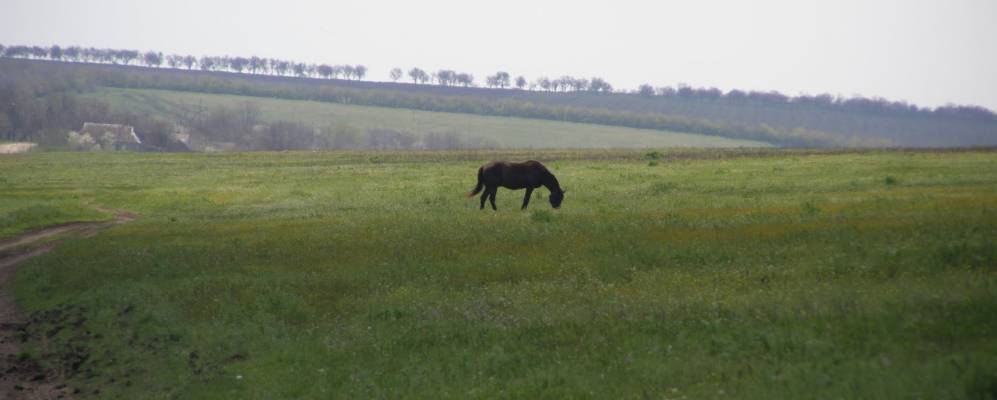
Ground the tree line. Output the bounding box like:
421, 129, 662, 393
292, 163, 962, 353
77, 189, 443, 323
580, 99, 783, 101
4, 45, 995, 148
3, 42, 992, 122
0, 63, 177, 148
0, 43, 615, 93
632, 84, 995, 121
0, 61, 497, 151
1, 59, 842, 146
0, 44, 371, 80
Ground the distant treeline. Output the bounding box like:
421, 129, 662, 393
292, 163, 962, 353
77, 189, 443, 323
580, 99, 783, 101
0, 58, 846, 147
3, 43, 993, 119
0, 62, 494, 151
0, 44, 371, 80
2, 42, 996, 147
511, 88, 997, 147
0, 62, 178, 148
0, 43, 610, 91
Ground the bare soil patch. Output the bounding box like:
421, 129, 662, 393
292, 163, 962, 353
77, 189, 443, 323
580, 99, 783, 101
0, 143, 37, 155
0, 211, 134, 400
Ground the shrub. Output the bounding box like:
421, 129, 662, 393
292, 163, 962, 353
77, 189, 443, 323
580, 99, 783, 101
67, 131, 100, 151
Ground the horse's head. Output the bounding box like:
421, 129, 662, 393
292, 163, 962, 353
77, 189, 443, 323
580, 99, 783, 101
550, 188, 566, 209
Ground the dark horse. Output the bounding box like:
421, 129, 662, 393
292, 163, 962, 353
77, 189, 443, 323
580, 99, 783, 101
467, 160, 565, 210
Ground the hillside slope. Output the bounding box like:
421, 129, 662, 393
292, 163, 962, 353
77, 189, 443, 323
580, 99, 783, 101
0, 59, 834, 147
88, 88, 770, 149
3, 58, 995, 148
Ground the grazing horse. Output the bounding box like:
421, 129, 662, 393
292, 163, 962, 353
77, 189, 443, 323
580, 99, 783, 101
467, 160, 565, 210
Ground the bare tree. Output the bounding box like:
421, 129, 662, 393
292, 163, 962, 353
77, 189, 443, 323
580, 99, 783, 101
292, 63, 306, 77
318, 64, 333, 79
166, 54, 182, 68
486, 71, 511, 88
389, 67, 403, 82
199, 56, 215, 71
354, 65, 367, 80
588, 77, 613, 93
182, 55, 197, 70
408, 68, 429, 84
230, 57, 249, 73
82, 47, 99, 62
456, 73, 474, 87
2, 45, 21, 58
249, 56, 264, 74
48, 45, 63, 61
571, 77, 589, 92
118, 49, 139, 65
536, 77, 552, 92
143, 51, 163, 68
515, 76, 527, 90
434, 70, 457, 86
97, 48, 112, 63
274, 60, 290, 76
64, 46, 81, 61
29, 46, 47, 59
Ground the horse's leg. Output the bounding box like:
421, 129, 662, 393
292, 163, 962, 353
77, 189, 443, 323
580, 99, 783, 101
479, 187, 490, 210
489, 188, 498, 211
521, 187, 534, 210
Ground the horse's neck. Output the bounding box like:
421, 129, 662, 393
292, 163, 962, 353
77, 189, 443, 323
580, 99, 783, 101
542, 173, 561, 192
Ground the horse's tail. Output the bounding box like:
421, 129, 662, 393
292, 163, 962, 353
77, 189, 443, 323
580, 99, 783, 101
466, 167, 484, 197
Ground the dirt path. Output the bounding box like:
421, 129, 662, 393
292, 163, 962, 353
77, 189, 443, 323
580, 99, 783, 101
0, 143, 37, 154
0, 211, 135, 400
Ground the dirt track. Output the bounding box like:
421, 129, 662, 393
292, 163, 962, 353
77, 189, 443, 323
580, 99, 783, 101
0, 143, 37, 154
0, 211, 135, 400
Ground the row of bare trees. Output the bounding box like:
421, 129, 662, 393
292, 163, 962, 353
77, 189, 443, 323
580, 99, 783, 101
389, 67, 614, 93
1, 43, 617, 92
0, 44, 369, 80
7, 43, 993, 120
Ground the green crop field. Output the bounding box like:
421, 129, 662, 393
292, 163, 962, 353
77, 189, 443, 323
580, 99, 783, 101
87, 88, 772, 149
1, 149, 996, 399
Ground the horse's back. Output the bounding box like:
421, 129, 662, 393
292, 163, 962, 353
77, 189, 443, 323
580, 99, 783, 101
479, 160, 549, 189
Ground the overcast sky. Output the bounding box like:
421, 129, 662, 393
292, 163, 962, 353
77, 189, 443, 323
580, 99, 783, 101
2, 0, 995, 109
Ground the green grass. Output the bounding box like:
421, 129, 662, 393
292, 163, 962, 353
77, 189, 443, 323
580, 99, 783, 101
87, 87, 772, 148
1, 149, 995, 399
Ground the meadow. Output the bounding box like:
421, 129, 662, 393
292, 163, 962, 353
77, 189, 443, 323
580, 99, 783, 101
86, 88, 771, 148
1, 149, 995, 398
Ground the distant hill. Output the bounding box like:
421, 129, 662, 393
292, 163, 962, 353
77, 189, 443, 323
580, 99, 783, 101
87, 87, 769, 149
0, 60, 766, 150
2, 58, 995, 148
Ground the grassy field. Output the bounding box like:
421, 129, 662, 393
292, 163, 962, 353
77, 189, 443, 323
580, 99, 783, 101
87, 88, 772, 148
1, 149, 995, 398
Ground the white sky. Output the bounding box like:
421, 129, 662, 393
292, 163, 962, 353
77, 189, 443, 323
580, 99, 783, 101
2, 0, 995, 109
